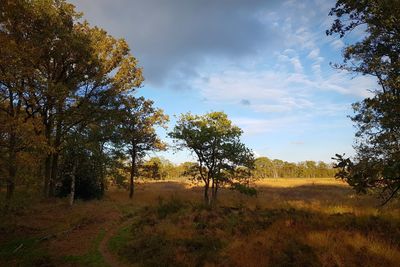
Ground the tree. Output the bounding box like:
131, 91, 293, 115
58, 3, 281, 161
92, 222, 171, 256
116, 96, 168, 198
328, 0, 400, 204
141, 157, 164, 180
169, 112, 255, 205
0, 0, 143, 202
253, 157, 273, 178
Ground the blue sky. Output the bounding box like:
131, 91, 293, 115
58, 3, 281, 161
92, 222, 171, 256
71, 0, 377, 163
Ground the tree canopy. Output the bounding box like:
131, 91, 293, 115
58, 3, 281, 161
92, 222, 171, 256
115, 96, 168, 198
169, 111, 255, 205
0, 0, 144, 204
328, 0, 400, 204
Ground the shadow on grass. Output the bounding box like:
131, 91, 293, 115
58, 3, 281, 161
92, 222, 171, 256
111, 195, 400, 267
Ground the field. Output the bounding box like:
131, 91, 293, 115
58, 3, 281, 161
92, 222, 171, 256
1, 178, 400, 267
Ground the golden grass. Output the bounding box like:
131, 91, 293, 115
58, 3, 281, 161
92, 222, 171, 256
2, 178, 400, 266
255, 177, 347, 187
114, 178, 400, 266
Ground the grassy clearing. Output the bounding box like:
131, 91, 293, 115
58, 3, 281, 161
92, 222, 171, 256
2, 178, 400, 266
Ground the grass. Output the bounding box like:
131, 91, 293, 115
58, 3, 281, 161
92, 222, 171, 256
110, 194, 400, 266
64, 229, 108, 267
1, 178, 400, 266
108, 178, 400, 267
0, 236, 52, 267
108, 225, 131, 254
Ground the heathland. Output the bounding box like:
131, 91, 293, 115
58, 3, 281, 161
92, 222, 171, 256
1, 178, 399, 267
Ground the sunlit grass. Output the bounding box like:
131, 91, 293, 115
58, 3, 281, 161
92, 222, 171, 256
109, 178, 400, 266
2, 178, 400, 266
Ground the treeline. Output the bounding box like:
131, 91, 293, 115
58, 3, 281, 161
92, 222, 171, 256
115, 156, 336, 185
253, 157, 337, 178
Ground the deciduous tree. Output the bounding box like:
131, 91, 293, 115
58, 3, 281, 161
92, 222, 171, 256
169, 112, 254, 205
328, 0, 400, 204
115, 96, 168, 198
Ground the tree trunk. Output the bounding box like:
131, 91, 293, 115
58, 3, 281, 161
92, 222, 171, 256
204, 181, 209, 205
213, 180, 219, 204
6, 164, 16, 201
43, 120, 53, 198
129, 152, 136, 199
43, 154, 52, 197
6, 133, 17, 201
69, 161, 77, 206
49, 152, 59, 197
5, 90, 20, 203
211, 177, 216, 205
49, 110, 63, 197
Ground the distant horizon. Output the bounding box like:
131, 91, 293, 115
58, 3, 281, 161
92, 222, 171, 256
143, 152, 338, 166
71, 0, 377, 163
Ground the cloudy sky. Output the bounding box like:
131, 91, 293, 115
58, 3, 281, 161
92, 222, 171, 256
70, 0, 377, 163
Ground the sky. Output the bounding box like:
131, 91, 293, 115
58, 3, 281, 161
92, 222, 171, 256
70, 0, 378, 164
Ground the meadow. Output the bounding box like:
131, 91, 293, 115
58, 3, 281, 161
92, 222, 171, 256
1, 178, 400, 267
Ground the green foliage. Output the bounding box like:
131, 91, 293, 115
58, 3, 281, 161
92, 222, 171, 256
0, 0, 144, 201
230, 182, 257, 197
169, 111, 255, 204
139, 157, 177, 180
328, 0, 400, 204
114, 96, 168, 198
253, 157, 337, 178
156, 196, 186, 219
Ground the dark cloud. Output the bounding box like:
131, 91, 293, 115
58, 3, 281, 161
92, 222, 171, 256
240, 99, 251, 106
70, 0, 279, 86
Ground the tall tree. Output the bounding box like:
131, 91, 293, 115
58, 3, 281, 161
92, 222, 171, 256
169, 112, 254, 205
116, 96, 168, 198
0, 0, 143, 199
328, 0, 400, 204
0, 0, 48, 201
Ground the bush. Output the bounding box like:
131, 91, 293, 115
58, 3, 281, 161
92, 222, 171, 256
230, 182, 257, 196
156, 196, 186, 219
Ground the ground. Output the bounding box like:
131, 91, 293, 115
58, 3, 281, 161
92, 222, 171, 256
1, 178, 399, 267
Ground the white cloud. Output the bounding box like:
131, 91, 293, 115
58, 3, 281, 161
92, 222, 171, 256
196, 65, 376, 116
307, 48, 320, 60
290, 57, 304, 73
232, 116, 305, 135
331, 39, 345, 50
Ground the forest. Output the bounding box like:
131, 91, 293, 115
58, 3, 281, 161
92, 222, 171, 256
1, 0, 399, 266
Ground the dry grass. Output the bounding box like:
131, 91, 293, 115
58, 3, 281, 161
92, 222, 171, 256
1, 178, 400, 266
256, 177, 348, 187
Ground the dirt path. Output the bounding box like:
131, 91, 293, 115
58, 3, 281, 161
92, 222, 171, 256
98, 218, 133, 267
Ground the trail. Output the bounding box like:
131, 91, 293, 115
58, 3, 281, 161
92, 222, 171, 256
99, 218, 133, 267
